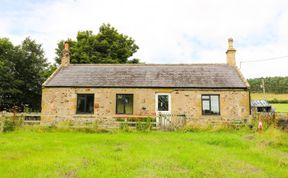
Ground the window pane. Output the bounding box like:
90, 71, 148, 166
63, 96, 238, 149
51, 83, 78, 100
202, 100, 210, 114
77, 94, 94, 114
202, 95, 210, 100
125, 94, 133, 114
77, 95, 86, 113
211, 95, 219, 114
158, 95, 169, 111
116, 95, 124, 114
86, 95, 94, 113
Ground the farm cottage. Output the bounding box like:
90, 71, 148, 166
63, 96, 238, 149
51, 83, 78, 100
41, 38, 250, 127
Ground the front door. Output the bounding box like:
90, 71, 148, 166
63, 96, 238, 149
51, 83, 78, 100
155, 93, 171, 127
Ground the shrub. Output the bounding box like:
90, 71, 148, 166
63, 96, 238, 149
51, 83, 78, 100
119, 121, 130, 132
0, 116, 24, 133
3, 117, 16, 132
135, 117, 153, 131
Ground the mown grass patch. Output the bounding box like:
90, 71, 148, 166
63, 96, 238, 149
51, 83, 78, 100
272, 104, 288, 112
0, 128, 287, 177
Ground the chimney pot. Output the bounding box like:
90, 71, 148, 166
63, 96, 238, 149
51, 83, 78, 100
228, 38, 234, 48
64, 41, 69, 50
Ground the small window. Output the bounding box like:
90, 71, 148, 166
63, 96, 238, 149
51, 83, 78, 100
116, 94, 133, 114
202, 95, 220, 115
158, 95, 169, 111
76, 94, 94, 114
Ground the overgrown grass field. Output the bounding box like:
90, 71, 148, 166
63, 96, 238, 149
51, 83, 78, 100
0, 128, 288, 178
251, 93, 288, 101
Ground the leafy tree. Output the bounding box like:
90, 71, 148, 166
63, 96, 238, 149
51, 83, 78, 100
13, 38, 49, 111
42, 63, 57, 79
0, 37, 51, 111
0, 38, 22, 110
55, 24, 139, 64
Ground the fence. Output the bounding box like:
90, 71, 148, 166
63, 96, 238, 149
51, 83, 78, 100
0, 112, 41, 125
115, 114, 186, 130
0, 113, 187, 130
1, 112, 288, 131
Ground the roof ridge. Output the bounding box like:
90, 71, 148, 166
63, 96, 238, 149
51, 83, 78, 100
68, 63, 228, 66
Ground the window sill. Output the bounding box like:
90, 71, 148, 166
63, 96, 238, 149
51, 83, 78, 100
114, 114, 156, 118
202, 114, 221, 117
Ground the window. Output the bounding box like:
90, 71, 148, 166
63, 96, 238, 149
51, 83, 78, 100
76, 94, 94, 114
157, 95, 169, 111
116, 94, 133, 114
202, 95, 220, 115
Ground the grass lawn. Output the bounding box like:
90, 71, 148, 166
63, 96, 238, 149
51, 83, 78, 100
1, 128, 288, 178
272, 104, 288, 112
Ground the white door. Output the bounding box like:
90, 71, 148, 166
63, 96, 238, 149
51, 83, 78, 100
155, 93, 171, 127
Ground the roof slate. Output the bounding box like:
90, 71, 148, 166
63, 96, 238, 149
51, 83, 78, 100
43, 64, 248, 88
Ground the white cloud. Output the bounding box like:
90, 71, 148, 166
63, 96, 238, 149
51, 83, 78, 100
0, 0, 288, 78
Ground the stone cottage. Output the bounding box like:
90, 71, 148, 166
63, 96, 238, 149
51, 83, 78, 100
41, 38, 250, 127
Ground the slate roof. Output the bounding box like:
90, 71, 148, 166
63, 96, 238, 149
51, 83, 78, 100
43, 64, 248, 88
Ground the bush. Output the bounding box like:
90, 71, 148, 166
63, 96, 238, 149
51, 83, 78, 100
119, 121, 130, 132
0, 116, 24, 133
136, 117, 152, 132
3, 117, 16, 132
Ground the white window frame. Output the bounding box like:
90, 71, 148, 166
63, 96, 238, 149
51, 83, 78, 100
155, 93, 171, 114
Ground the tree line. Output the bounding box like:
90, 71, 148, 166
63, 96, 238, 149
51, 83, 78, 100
0, 24, 139, 112
248, 77, 288, 93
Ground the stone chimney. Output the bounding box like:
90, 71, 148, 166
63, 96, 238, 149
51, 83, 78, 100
226, 38, 236, 66
61, 42, 70, 66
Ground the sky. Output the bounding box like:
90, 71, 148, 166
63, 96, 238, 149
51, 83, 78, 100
0, 0, 288, 78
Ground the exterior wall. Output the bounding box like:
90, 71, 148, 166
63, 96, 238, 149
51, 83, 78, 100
41, 87, 250, 126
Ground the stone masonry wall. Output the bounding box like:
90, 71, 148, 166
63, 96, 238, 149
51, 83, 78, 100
41, 88, 250, 127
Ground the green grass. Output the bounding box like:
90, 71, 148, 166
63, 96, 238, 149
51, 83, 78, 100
1, 128, 288, 177
251, 93, 288, 101
272, 104, 288, 112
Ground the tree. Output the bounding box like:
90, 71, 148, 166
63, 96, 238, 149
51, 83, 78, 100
55, 24, 139, 64
0, 38, 22, 110
42, 63, 57, 79
248, 76, 288, 94
13, 38, 49, 111
0, 37, 51, 111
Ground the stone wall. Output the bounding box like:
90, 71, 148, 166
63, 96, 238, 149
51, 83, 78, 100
41, 87, 250, 127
